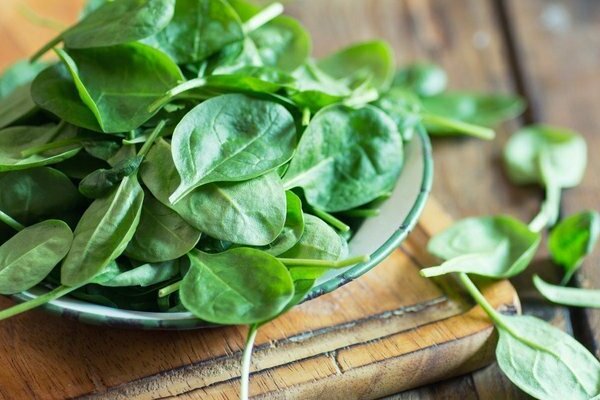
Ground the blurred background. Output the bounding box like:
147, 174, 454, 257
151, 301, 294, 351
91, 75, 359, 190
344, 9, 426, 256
0, 0, 598, 398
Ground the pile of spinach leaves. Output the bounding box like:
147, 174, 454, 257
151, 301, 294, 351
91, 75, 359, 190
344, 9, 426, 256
2, 1, 586, 399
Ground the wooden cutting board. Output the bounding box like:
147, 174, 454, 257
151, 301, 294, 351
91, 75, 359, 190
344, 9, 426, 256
0, 198, 519, 400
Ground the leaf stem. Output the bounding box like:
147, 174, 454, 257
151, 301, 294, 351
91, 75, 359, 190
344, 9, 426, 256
340, 208, 381, 218
20, 137, 83, 157
0, 210, 25, 232
311, 208, 350, 232
243, 3, 284, 34
457, 272, 504, 325
240, 324, 259, 400
138, 120, 167, 158
528, 183, 561, 233
18, 4, 67, 31
278, 254, 369, 268
301, 108, 311, 126
0, 285, 76, 321
149, 78, 207, 113
421, 112, 496, 140
158, 280, 181, 298
30, 34, 63, 62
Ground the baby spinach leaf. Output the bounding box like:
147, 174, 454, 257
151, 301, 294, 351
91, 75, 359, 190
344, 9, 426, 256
256, 191, 304, 256
392, 62, 447, 97
60, 175, 144, 286
100, 259, 182, 288
317, 41, 395, 91
280, 214, 347, 261
496, 314, 600, 399
283, 104, 403, 212
141, 140, 287, 245
0, 60, 47, 99
0, 220, 72, 295
373, 88, 423, 141
144, 0, 244, 64
504, 125, 587, 188
55, 45, 183, 133
534, 275, 600, 308
34, 0, 176, 59
180, 248, 294, 325
83, 140, 121, 162
125, 193, 201, 263
78, 156, 143, 199
288, 60, 352, 111
31, 64, 102, 131
422, 216, 541, 278
209, 38, 263, 75
0, 124, 82, 171
0, 167, 82, 225
169, 94, 295, 203
421, 92, 525, 132
0, 84, 39, 130
249, 15, 311, 73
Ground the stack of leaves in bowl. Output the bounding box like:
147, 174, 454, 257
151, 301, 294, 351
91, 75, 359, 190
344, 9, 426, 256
0, 0, 531, 398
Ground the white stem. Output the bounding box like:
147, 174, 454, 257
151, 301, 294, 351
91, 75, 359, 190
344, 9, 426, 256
243, 3, 284, 33
240, 325, 259, 400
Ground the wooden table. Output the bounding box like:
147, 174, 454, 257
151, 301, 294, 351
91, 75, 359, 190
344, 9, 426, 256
1, 0, 599, 398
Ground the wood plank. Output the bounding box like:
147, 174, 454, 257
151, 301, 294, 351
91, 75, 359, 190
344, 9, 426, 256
505, 0, 600, 354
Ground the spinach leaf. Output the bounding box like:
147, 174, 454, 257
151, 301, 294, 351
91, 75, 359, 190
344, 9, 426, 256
53, 150, 110, 179
317, 41, 395, 91
280, 214, 347, 261
283, 104, 403, 212
60, 175, 144, 286
141, 140, 286, 245
0, 220, 72, 295
392, 62, 447, 97
0, 167, 82, 225
180, 248, 294, 325
496, 315, 600, 399
373, 88, 423, 141
55, 45, 183, 133
255, 191, 304, 256
124, 193, 201, 263
288, 60, 353, 111
144, 0, 244, 64
169, 94, 295, 203
549, 211, 600, 284
0, 60, 47, 99
79, 156, 143, 199
422, 216, 541, 278
0, 84, 39, 130
534, 275, 600, 308
504, 125, 587, 229
31, 64, 102, 131
33, 0, 176, 59
421, 92, 525, 131
100, 259, 182, 288
0, 123, 82, 171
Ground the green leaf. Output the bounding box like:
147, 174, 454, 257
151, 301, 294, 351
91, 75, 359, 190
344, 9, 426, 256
255, 191, 304, 256
124, 193, 201, 263
0, 220, 72, 295
283, 104, 403, 212
60, 175, 144, 286
0, 60, 47, 99
0, 167, 82, 225
144, 0, 244, 64
78, 156, 143, 199
37, 0, 175, 56
169, 94, 295, 202
317, 41, 395, 91
373, 88, 423, 141
288, 60, 352, 111
31, 64, 102, 131
422, 92, 525, 133
55, 44, 183, 133
504, 124, 587, 188
140, 140, 286, 245
180, 248, 294, 325
392, 62, 447, 97
534, 275, 600, 308
280, 214, 347, 261
423, 216, 541, 278
0, 124, 82, 171
496, 314, 600, 399
549, 211, 600, 284
0, 84, 39, 130
100, 259, 182, 288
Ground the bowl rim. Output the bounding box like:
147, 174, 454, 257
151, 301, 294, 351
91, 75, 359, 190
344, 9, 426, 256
11, 129, 433, 330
